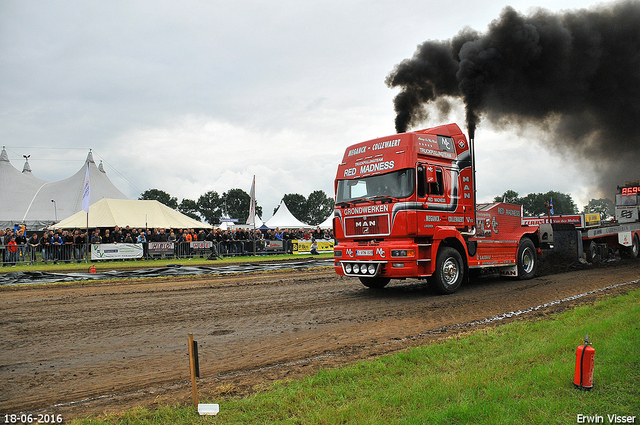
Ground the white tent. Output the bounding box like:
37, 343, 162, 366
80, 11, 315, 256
1, 148, 128, 230
318, 212, 334, 229
51, 198, 206, 229
264, 201, 310, 229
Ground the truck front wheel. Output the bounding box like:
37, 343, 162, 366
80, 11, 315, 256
517, 238, 537, 280
429, 247, 464, 295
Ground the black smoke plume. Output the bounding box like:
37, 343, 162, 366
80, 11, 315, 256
386, 1, 640, 196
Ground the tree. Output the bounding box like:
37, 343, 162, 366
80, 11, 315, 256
139, 189, 178, 209
197, 191, 223, 225
306, 190, 334, 225
280, 191, 334, 225
492, 189, 578, 216
521, 191, 578, 216
282, 193, 307, 222
583, 198, 615, 220
493, 190, 521, 204
178, 199, 200, 221
222, 188, 263, 225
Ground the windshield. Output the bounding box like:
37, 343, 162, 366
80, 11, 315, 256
336, 168, 415, 202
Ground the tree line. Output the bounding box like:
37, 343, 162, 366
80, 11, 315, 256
141, 186, 616, 227
139, 188, 334, 226
493, 190, 615, 219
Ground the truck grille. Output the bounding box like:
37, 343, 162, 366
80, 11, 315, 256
344, 214, 390, 237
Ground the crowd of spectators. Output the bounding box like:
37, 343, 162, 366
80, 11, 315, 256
0, 225, 334, 266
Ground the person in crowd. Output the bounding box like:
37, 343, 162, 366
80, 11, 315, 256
103, 229, 113, 244
7, 236, 18, 265
62, 230, 74, 262
28, 233, 39, 263
136, 231, 147, 258
0, 229, 6, 267
90, 229, 102, 244
310, 238, 319, 255
75, 230, 87, 262
50, 231, 63, 264
124, 232, 133, 243
39, 232, 50, 264
15, 229, 27, 262
112, 226, 122, 243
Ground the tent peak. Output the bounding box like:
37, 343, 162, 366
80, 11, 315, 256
22, 155, 32, 173
98, 160, 105, 173
0, 147, 9, 162
85, 149, 95, 164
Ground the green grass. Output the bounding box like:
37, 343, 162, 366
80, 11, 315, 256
71, 288, 640, 424
0, 252, 333, 274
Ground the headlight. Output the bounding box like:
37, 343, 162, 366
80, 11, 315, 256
345, 263, 352, 273
368, 264, 376, 274
391, 249, 415, 257
353, 264, 360, 273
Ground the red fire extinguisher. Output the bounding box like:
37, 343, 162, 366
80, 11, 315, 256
573, 334, 595, 390
89, 265, 96, 274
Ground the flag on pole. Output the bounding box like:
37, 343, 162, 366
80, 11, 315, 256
246, 175, 256, 227
549, 197, 554, 215
82, 163, 91, 213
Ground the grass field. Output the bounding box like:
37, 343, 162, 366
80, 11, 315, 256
70, 287, 640, 424
0, 252, 333, 275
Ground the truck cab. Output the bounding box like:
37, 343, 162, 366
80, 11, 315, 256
334, 123, 540, 294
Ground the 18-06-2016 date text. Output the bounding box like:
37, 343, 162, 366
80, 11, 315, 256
3, 413, 63, 424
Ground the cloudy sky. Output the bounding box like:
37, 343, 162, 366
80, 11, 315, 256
1, 0, 611, 219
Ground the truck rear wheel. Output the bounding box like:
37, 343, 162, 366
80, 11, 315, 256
429, 247, 464, 295
626, 234, 639, 259
359, 277, 390, 289
517, 238, 537, 280
585, 240, 599, 263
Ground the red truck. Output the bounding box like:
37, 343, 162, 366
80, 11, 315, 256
333, 123, 541, 294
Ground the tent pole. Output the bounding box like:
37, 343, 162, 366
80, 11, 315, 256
85, 211, 89, 263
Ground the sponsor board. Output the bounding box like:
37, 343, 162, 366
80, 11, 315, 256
92, 243, 144, 260
293, 239, 335, 254
522, 215, 584, 227
149, 242, 174, 255
190, 241, 213, 250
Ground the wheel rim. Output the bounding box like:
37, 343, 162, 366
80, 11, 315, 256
442, 258, 459, 287
521, 247, 535, 273
633, 237, 639, 256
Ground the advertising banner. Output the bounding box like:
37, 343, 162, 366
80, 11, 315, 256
149, 242, 174, 255
91, 243, 143, 260
190, 241, 213, 251
292, 239, 334, 254
264, 240, 284, 251
522, 215, 584, 228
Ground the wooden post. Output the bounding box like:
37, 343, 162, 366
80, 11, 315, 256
188, 333, 198, 407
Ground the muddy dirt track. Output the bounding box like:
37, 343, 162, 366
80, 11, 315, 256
1, 260, 639, 420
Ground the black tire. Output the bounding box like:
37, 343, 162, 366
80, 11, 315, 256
359, 276, 390, 288
429, 247, 464, 295
626, 234, 639, 259
517, 238, 537, 280
585, 240, 599, 263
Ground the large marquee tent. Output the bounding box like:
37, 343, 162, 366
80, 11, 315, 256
51, 198, 206, 230
1, 148, 128, 230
